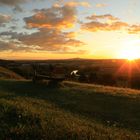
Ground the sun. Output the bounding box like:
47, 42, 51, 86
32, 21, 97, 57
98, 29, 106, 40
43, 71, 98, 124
119, 46, 140, 60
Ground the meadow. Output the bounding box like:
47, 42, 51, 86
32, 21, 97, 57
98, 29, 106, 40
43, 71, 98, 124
0, 79, 140, 140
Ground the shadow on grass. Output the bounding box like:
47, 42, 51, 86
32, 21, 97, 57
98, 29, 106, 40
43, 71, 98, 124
0, 80, 140, 132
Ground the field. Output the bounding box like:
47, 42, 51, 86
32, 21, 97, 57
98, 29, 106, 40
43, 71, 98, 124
2, 59, 140, 89
0, 79, 140, 140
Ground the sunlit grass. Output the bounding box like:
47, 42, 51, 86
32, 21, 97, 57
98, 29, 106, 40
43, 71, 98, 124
0, 80, 140, 139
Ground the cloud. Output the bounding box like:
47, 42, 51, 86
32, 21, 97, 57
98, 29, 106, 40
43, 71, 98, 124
0, 40, 36, 52
0, 0, 26, 13
0, 0, 26, 6
24, 5, 77, 29
52, 49, 88, 54
0, 0, 40, 13
0, 3, 87, 54
65, 1, 90, 7
54, 1, 90, 8
87, 14, 119, 21
128, 24, 140, 34
0, 0, 40, 6
0, 31, 24, 39
0, 29, 85, 53
13, 5, 23, 12
82, 21, 128, 32
9, 26, 17, 30
82, 14, 128, 32
82, 13, 140, 34
18, 28, 85, 52
0, 41, 16, 51
109, 21, 128, 30
82, 21, 108, 32
0, 13, 11, 26
96, 3, 107, 8
83, 13, 140, 34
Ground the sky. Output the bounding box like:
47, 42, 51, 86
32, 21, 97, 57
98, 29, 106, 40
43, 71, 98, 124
0, 0, 140, 60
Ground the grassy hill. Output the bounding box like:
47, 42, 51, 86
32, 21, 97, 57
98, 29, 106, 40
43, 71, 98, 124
0, 80, 140, 140
0, 66, 24, 80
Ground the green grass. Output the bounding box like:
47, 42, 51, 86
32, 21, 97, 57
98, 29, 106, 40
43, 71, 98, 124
0, 80, 140, 140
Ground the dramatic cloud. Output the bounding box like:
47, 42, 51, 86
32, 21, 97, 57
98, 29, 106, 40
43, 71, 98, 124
0, 41, 17, 51
82, 14, 128, 32
0, 2, 87, 54
0, 28, 85, 53
82, 13, 140, 34
24, 5, 77, 29
18, 29, 85, 51
0, 13, 11, 26
96, 3, 107, 8
0, 40, 36, 52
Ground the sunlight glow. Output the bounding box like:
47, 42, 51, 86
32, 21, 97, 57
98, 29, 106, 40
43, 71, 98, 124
119, 45, 140, 60
120, 48, 139, 60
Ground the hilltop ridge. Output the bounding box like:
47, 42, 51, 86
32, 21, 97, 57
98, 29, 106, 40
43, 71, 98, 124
0, 66, 24, 80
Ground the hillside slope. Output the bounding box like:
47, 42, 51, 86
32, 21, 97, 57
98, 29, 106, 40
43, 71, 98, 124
0, 66, 24, 80
0, 80, 140, 140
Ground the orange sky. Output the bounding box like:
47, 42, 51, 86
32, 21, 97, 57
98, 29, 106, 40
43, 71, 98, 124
0, 0, 140, 60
